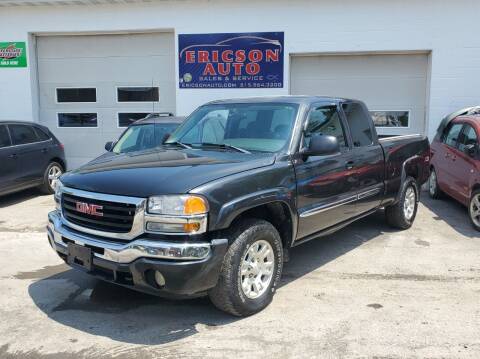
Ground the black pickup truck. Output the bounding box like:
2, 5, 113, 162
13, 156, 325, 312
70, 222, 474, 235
47, 96, 430, 316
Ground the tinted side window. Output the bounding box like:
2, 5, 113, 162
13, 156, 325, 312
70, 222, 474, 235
304, 106, 347, 149
342, 103, 373, 147
9, 125, 39, 145
0, 125, 11, 148
444, 123, 463, 147
33, 127, 51, 141
458, 125, 478, 152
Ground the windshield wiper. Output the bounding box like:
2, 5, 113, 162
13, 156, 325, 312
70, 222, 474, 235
164, 141, 192, 149
193, 142, 251, 154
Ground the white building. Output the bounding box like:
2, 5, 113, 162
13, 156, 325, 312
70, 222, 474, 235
0, 0, 478, 169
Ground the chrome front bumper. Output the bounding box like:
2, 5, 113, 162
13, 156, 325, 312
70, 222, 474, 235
47, 210, 212, 263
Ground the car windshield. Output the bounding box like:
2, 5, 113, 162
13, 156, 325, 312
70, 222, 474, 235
166, 103, 299, 153
113, 123, 179, 154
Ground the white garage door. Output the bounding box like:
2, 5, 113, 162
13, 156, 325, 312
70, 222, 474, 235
37, 32, 175, 169
290, 53, 429, 137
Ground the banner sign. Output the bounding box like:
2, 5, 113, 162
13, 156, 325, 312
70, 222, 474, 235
0, 42, 27, 68
178, 32, 284, 89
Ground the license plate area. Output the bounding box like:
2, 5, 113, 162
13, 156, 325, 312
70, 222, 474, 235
67, 243, 93, 271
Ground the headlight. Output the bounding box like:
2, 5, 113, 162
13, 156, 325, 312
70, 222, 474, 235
147, 195, 208, 216
146, 195, 209, 235
54, 180, 64, 210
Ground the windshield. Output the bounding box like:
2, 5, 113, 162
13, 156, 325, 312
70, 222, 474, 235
167, 103, 299, 153
113, 123, 179, 154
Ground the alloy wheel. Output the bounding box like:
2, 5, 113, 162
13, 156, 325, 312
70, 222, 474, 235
48, 165, 62, 189
470, 194, 480, 227
429, 170, 437, 196
240, 239, 275, 299
403, 186, 416, 220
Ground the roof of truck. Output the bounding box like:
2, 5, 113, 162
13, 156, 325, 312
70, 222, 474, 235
206, 95, 356, 105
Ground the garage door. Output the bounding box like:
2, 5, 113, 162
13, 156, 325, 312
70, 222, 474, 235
37, 32, 175, 169
290, 53, 429, 137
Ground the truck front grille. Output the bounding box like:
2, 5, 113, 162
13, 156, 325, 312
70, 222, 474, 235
62, 193, 137, 234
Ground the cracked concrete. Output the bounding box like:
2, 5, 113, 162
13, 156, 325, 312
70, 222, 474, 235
0, 189, 479, 358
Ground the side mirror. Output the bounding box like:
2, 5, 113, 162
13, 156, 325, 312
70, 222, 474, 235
303, 134, 340, 157
105, 141, 114, 151
161, 133, 171, 144
464, 143, 477, 157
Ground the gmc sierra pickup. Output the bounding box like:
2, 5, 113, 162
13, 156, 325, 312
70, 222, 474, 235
47, 96, 430, 316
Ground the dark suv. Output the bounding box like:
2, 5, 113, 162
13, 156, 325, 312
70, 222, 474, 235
0, 121, 66, 196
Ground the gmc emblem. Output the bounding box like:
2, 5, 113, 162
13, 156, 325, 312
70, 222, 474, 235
75, 201, 103, 217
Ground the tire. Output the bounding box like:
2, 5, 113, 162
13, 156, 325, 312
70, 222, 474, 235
468, 189, 480, 231
428, 167, 442, 199
208, 218, 283, 317
385, 176, 419, 230
39, 162, 63, 194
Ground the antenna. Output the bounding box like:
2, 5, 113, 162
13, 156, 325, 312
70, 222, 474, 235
151, 78, 155, 114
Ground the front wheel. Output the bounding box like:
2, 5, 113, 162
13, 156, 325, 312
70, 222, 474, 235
469, 190, 480, 231
208, 219, 283, 316
39, 162, 63, 194
385, 177, 419, 229
428, 168, 442, 199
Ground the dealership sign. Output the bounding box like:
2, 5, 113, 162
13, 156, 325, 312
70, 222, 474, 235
178, 32, 284, 89
0, 42, 27, 68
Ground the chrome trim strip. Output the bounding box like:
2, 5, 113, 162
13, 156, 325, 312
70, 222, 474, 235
299, 186, 383, 218
300, 195, 357, 218
48, 210, 210, 262
357, 187, 382, 200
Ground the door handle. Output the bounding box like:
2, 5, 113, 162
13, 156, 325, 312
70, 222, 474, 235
9, 153, 18, 159
345, 161, 355, 170
41, 148, 48, 153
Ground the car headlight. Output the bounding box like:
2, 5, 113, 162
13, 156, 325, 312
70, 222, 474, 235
146, 195, 209, 234
54, 180, 64, 210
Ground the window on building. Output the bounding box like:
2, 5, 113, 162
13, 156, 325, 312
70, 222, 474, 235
304, 105, 347, 149
342, 102, 373, 147
9, 125, 39, 145
444, 123, 463, 147
117, 87, 159, 102
56, 88, 96, 103
370, 110, 409, 128
0, 125, 11, 148
118, 113, 150, 127
58, 113, 98, 128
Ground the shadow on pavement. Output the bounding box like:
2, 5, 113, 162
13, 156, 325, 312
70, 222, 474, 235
281, 210, 393, 286
27, 211, 392, 345
420, 193, 478, 238
0, 188, 43, 208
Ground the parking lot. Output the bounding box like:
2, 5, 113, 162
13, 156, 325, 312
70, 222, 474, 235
0, 189, 479, 359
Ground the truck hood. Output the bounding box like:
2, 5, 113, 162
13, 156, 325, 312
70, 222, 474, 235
60, 148, 276, 197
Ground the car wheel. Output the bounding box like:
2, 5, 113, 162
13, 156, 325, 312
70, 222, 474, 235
40, 162, 63, 194
468, 190, 480, 231
428, 168, 442, 199
385, 176, 419, 230
208, 218, 283, 317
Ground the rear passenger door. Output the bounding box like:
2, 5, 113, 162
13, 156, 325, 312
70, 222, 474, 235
8, 124, 48, 184
341, 102, 384, 215
0, 125, 18, 193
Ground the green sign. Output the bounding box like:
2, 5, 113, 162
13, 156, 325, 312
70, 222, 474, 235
0, 42, 27, 68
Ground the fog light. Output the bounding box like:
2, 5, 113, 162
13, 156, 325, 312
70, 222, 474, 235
154, 271, 165, 287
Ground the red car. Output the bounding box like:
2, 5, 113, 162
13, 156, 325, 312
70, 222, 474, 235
429, 107, 480, 230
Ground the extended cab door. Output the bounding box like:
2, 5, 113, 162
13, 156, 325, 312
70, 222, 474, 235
340, 102, 384, 215
294, 103, 358, 239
